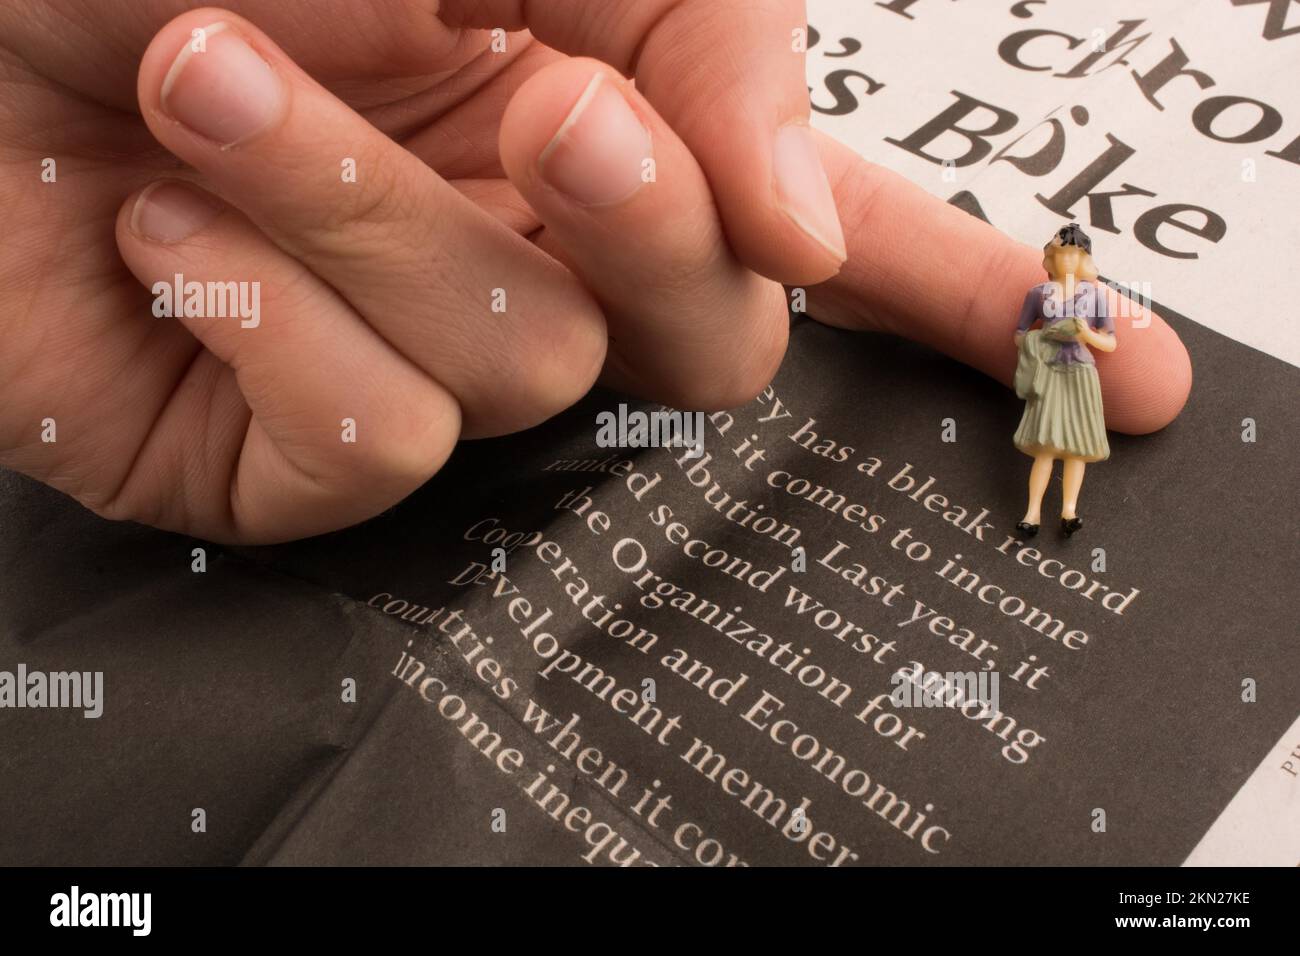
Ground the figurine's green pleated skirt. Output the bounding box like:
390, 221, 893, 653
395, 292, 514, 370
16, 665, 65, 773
1014, 362, 1110, 462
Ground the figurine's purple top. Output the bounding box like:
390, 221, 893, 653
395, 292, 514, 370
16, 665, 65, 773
1015, 280, 1114, 365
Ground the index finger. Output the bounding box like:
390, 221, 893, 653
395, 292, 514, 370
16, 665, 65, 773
805, 132, 1192, 436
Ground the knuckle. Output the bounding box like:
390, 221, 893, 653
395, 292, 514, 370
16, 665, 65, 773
370, 428, 456, 492
352, 394, 462, 493
296, 152, 425, 247
695, 344, 785, 410
514, 309, 609, 426
669, 309, 789, 412
456, 309, 607, 438
694, 283, 789, 410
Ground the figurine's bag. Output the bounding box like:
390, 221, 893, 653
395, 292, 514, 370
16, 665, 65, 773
1014, 329, 1056, 399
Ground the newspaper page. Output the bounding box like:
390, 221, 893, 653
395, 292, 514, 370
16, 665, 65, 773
0, 0, 1297, 869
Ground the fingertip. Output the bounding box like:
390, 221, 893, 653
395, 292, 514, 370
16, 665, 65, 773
1103, 306, 1193, 436
772, 122, 848, 259
137, 7, 297, 153
710, 128, 849, 286
1126, 321, 1192, 435
119, 180, 225, 247
1163, 332, 1194, 425
138, 7, 241, 112
499, 57, 637, 198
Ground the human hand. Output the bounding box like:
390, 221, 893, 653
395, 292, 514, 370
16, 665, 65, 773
0, 1, 844, 543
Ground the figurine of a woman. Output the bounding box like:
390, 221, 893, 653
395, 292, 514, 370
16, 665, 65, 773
1012, 223, 1116, 538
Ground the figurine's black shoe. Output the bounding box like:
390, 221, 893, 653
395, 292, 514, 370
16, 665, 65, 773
1015, 521, 1039, 538
1061, 516, 1083, 537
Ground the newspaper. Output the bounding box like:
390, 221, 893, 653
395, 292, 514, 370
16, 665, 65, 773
0, 0, 1297, 868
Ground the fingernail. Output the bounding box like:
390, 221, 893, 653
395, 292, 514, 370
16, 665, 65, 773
131, 181, 222, 242
160, 22, 283, 146
773, 123, 847, 261
539, 74, 653, 206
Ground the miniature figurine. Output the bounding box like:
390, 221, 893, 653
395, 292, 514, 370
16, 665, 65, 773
1012, 223, 1116, 538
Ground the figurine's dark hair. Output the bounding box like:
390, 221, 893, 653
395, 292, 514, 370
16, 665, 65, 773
1054, 222, 1092, 254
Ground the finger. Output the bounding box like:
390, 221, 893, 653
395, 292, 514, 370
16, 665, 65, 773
136, 8, 606, 438
499, 58, 788, 410
806, 133, 1192, 436
438, 0, 846, 286
114, 180, 460, 543
450, 179, 543, 237
0, 0, 462, 114
400, 31, 563, 182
